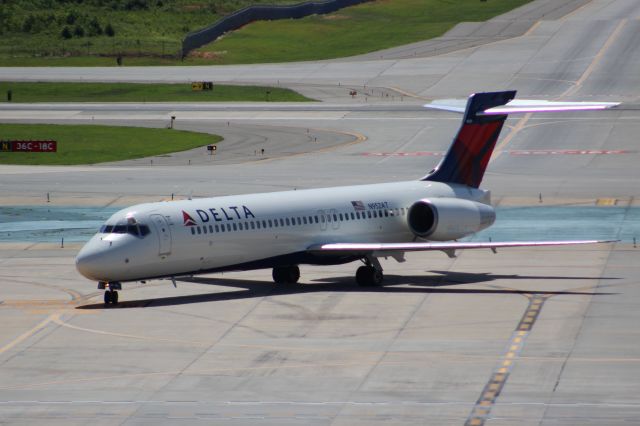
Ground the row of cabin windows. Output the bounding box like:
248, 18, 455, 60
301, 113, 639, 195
190, 207, 408, 236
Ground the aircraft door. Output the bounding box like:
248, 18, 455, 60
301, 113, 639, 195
150, 214, 172, 256
317, 209, 327, 231
330, 209, 340, 230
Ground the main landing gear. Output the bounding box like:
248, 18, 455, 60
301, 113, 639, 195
356, 256, 384, 287
272, 265, 300, 284
98, 281, 122, 306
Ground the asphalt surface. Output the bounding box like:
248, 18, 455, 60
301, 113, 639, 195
1, 0, 640, 424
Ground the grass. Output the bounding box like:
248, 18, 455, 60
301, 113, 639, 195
0, 123, 221, 165
0, 0, 299, 65
0, 0, 532, 66
0, 82, 313, 102
196, 0, 533, 64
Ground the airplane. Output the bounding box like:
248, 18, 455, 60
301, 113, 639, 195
75, 90, 619, 305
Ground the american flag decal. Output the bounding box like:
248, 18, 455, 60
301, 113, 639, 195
351, 201, 365, 211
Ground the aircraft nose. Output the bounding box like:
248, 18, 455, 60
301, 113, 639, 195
75, 239, 112, 281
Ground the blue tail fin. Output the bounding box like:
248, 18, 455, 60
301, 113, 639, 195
423, 91, 516, 188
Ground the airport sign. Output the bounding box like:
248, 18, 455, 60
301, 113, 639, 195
0, 140, 57, 153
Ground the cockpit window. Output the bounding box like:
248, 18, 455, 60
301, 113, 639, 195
100, 223, 150, 237
100, 225, 114, 233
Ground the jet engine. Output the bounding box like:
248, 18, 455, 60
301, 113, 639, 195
407, 198, 495, 241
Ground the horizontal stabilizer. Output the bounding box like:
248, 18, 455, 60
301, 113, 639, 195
425, 98, 620, 115
309, 240, 617, 255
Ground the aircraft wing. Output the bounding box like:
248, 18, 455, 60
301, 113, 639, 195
308, 240, 616, 256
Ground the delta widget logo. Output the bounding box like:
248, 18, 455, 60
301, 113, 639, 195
182, 211, 197, 226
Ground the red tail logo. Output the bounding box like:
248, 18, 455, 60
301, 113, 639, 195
182, 211, 197, 226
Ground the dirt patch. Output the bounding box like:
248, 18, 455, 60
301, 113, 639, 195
189, 50, 228, 59
322, 14, 349, 20
182, 3, 207, 12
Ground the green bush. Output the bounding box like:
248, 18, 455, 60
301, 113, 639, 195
61, 26, 72, 39
105, 22, 115, 37
73, 25, 84, 37
88, 17, 102, 36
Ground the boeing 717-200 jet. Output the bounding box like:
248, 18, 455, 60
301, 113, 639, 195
75, 91, 618, 305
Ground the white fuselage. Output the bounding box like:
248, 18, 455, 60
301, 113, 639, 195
75, 180, 491, 283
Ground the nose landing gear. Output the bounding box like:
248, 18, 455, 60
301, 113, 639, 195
98, 281, 122, 306
104, 289, 119, 305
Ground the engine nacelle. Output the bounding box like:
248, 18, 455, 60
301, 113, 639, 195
407, 198, 495, 241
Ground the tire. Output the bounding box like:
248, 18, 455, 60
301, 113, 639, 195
111, 290, 119, 305
286, 266, 300, 284
104, 290, 112, 305
372, 270, 384, 286
272, 267, 284, 284
273, 266, 300, 284
356, 266, 372, 286
356, 266, 383, 287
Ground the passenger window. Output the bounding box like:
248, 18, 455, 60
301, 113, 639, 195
197, 227, 201, 235
220, 225, 225, 232
251, 222, 255, 230
226, 223, 231, 231
191, 227, 195, 235
350, 213, 355, 220
232, 223, 237, 231
339, 214, 343, 221
356, 212, 361, 219
215, 225, 219, 232
321, 216, 325, 223
303, 217, 308, 225
203, 226, 207, 234
297, 217, 302, 225
315, 216, 319, 223
286, 218, 290, 226
333, 214, 337, 222
279, 218, 284, 227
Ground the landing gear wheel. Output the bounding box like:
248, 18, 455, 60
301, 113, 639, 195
356, 266, 383, 287
103, 290, 119, 305
372, 269, 383, 286
272, 266, 300, 284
